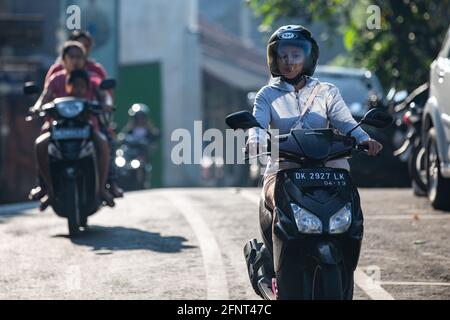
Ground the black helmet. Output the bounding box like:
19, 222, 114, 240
267, 25, 319, 80
128, 103, 149, 117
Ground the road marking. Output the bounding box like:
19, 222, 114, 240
379, 281, 450, 287
354, 269, 395, 300
365, 215, 450, 220
236, 188, 395, 300
166, 192, 229, 300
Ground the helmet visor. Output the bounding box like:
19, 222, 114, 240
275, 39, 312, 66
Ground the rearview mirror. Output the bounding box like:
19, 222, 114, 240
99, 78, 116, 90
361, 108, 393, 128
393, 90, 407, 103
23, 82, 40, 95
225, 110, 262, 130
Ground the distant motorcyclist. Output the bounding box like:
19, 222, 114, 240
120, 103, 160, 161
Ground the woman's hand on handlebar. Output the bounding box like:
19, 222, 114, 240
359, 139, 383, 156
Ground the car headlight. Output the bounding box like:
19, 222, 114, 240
56, 101, 84, 118
115, 157, 126, 168
329, 203, 352, 234
290, 203, 322, 234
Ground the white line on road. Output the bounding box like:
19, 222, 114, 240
364, 215, 450, 220
166, 192, 229, 300
236, 188, 395, 300
354, 269, 395, 300
379, 281, 450, 287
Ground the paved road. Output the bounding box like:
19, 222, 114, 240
0, 188, 449, 300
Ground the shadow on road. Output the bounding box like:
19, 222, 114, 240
53, 225, 196, 253
0, 202, 39, 224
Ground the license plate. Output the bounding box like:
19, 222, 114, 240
52, 127, 90, 140
290, 169, 349, 187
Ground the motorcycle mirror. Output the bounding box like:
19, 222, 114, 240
361, 108, 393, 128
23, 82, 40, 96
393, 90, 408, 103
225, 110, 263, 130
386, 87, 396, 102
99, 78, 116, 90
246, 92, 257, 108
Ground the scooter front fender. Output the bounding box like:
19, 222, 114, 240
313, 241, 343, 266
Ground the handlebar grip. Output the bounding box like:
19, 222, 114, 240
356, 144, 381, 156
356, 144, 369, 151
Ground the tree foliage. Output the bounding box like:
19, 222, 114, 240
247, 0, 450, 92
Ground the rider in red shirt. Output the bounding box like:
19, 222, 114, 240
45, 30, 107, 84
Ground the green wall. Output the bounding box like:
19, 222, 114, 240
115, 63, 163, 187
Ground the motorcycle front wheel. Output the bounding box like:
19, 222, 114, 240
64, 178, 80, 237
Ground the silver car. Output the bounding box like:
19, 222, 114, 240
422, 25, 450, 210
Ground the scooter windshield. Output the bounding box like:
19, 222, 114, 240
291, 129, 334, 161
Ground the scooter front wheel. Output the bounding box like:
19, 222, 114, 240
313, 264, 344, 300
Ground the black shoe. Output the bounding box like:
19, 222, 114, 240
100, 190, 115, 207
244, 239, 265, 297
39, 195, 50, 211
29, 186, 46, 201
108, 182, 124, 198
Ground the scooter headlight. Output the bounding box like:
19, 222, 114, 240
115, 156, 126, 168
290, 203, 322, 234
130, 159, 141, 169
55, 101, 84, 118
329, 203, 352, 234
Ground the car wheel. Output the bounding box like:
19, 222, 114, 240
426, 128, 450, 211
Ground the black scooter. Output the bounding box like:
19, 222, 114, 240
225, 109, 392, 300
24, 79, 116, 236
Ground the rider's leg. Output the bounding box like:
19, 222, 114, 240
35, 132, 54, 198
261, 173, 277, 255
29, 121, 53, 201
103, 126, 123, 197
92, 130, 114, 206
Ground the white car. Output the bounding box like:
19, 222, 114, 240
422, 25, 450, 210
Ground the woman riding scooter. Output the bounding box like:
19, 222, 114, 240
246, 25, 383, 295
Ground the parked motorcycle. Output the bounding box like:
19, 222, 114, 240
225, 108, 392, 300
392, 83, 429, 196
24, 79, 116, 236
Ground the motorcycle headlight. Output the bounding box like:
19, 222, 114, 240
329, 203, 352, 234
290, 203, 322, 234
115, 157, 126, 168
56, 101, 85, 118
130, 159, 141, 169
